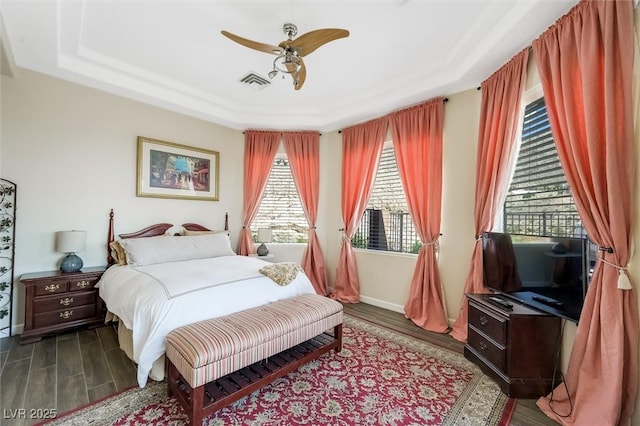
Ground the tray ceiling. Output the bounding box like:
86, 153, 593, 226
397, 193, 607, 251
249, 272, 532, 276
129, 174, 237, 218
0, 0, 577, 131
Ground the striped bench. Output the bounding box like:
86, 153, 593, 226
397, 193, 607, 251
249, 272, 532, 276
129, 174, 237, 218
165, 294, 343, 424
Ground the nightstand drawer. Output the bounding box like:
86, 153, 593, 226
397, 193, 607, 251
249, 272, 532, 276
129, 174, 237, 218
468, 327, 506, 371
34, 280, 69, 296
33, 291, 96, 314
68, 278, 99, 292
468, 303, 507, 343
34, 304, 97, 328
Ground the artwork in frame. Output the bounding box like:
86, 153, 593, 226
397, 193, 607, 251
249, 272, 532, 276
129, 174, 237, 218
137, 136, 220, 201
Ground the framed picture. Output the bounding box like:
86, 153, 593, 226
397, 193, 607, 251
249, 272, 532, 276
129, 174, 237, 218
137, 136, 219, 201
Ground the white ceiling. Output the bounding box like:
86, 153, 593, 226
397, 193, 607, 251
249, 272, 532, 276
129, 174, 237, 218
0, 0, 578, 132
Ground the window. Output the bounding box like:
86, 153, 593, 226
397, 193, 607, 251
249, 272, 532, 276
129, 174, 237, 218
251, 154, 308, 243
352, 142, 421, 254
504, 97, 581, 238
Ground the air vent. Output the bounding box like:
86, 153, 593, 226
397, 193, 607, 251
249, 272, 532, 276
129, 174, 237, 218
240, 72, 271, 90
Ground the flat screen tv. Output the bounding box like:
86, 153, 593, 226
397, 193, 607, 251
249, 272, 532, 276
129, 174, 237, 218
481, 232, 594, 323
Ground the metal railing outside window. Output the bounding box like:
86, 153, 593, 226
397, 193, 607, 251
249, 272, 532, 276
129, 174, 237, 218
353, 209, 422, 254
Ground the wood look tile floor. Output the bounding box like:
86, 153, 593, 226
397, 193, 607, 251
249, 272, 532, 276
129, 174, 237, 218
0, 302, 559, 425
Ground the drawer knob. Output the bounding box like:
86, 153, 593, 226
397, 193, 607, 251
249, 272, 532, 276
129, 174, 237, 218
479, 316, 489, 326
44, 284, 59, 293
59, 297, 74, 306
59, 310, 74, 319
75, 280, 90, 289
479, 341, 488, 351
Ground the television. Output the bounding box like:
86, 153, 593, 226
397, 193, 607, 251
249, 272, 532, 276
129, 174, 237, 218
481, 231, 594, 323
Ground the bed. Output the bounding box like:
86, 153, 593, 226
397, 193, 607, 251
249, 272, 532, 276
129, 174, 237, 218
97, 211, 317, 387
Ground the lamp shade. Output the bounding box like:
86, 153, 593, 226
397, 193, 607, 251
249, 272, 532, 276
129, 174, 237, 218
257, 228, 272, 243
56, 231, 87, 253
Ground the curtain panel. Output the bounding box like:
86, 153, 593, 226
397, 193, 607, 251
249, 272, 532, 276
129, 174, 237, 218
332, 117, 388, 302
282, 131, 329, 295
531, 1, 638, 424
390, 98, 448, 333
449, 48, 529, 342
238, 130, 281, 256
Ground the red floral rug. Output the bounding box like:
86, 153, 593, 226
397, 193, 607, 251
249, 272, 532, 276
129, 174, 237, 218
43, 316, 515, 425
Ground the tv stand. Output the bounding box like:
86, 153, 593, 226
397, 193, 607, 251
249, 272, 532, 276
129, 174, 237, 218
464, 294, 562, 398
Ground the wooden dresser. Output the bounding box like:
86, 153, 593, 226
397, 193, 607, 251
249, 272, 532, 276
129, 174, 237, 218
20, 266, 106, 344
464, 293, 562, 398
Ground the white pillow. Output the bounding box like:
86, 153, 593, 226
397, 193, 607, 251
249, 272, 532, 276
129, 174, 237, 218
119, 233, 235, 266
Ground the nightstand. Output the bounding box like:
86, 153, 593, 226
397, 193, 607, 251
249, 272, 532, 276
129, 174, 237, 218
20, 266, 106, 344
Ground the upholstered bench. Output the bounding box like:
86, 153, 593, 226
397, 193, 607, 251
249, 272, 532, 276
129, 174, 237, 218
165, 293, 343, 424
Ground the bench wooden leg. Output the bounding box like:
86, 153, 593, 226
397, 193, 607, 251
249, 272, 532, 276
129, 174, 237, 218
334, 324, 343, 352
190, 385, 204, 425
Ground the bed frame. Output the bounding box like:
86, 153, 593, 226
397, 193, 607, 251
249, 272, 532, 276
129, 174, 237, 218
105, 209, 229, 266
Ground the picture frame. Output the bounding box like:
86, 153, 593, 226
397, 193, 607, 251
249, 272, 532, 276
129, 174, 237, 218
137, 136, 219, 201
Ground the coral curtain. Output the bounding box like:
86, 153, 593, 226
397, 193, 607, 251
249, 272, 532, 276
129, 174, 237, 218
282, 131, 328, 295
389, 98, 448, 333
332, 117, 388, 302
238, 130, 280, 256
449, 48, 529, 342
531, 1, 638, 424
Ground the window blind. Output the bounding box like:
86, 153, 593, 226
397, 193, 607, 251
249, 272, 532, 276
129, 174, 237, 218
252, 156, 308, 243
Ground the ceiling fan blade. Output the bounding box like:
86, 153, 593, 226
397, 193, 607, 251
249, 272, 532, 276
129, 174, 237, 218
285, 29, 349, 57
286, 58, 307, 90
221, 31, 282, 55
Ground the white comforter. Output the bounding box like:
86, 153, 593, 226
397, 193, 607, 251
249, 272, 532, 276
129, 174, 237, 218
97, 255, 316, 387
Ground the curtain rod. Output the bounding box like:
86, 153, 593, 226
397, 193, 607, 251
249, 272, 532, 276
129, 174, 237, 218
338, 97, 449, 133
242, 131, 322, 136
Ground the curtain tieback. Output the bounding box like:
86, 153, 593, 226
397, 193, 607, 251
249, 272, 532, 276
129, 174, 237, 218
423, 239, 440, 252
598, 257, 632, 290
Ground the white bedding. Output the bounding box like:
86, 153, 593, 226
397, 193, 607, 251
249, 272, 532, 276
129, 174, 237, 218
97, 255, 316, 387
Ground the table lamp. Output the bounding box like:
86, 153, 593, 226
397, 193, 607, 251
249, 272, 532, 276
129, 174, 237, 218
256, 228, 273, 256
57, 230, 87, 273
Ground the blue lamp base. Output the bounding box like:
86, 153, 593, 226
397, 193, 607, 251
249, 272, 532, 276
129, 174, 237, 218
60, 253, 83, 273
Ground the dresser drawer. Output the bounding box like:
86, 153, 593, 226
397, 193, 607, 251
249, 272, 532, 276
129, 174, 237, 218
33, 304, 98, 328
33, 291, 96, 314
468, 303, 507, 343
68, 277, 99, 292
468, 327, 506, 371
34, 280, 70, 296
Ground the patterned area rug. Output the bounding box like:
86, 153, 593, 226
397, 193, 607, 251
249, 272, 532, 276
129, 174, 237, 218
43, 316, 515, 425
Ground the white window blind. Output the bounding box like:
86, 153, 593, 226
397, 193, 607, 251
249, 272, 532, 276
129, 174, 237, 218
251, 155, 308, 243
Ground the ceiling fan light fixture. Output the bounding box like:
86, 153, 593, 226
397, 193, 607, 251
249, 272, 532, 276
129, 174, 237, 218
221, 23, 349, 90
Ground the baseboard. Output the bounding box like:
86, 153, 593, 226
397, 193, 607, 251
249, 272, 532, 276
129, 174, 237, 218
357, 296, 459, 330
358, 295, 404, 314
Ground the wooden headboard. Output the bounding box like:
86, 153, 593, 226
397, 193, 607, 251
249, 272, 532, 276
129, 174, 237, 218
106, 209, 229, 266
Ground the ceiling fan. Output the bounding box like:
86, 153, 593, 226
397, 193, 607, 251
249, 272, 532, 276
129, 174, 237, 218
221, 23, 349, 90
